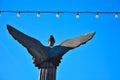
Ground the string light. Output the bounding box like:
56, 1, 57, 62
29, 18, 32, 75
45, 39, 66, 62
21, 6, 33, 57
96, 12, 99, 18
37, 11, 40, 17
76, 12, 80, 18
56, 12, 60, 18
0, 10, 120, 19
115, 12, 118, 18
17, 11, 20, 17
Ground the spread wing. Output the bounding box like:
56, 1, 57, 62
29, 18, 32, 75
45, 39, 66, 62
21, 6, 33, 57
59, 32, 96, 48
7, 25, 48, 66
48, 32, 95, 58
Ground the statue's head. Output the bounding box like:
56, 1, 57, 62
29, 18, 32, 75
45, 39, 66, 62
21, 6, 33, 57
48, 35, 55, 47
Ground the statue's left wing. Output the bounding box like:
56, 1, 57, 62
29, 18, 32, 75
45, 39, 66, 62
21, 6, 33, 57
7, 25, 44, 48
7, 25, 48, 66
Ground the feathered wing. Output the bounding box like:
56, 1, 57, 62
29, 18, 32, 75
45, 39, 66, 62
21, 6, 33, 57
7, 25, 48, 65
48, 32, 95, 59
59, 32, 96, 48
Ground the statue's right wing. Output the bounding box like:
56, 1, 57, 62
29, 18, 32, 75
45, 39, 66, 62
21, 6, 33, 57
48, 32, 95, 59
7, 25, 48, 65
59, 32, 95, 48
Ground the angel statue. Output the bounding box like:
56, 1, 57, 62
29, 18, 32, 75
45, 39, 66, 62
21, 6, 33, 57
7, 24, 95, 80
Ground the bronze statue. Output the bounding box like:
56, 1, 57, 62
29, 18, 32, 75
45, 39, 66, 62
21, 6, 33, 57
7, 24, 95, 80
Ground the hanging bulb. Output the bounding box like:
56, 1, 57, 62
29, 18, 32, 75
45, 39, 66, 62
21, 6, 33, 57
96, 12, 99, 18
76, 12, 79, 18
115, 12, 118, 18
0, 11, 1, 16
17, 11, 20, 17
56, 12, 60, 18
37, 12, 40, 17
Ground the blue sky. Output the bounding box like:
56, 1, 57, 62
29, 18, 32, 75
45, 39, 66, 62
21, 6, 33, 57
0, 0, 120, 80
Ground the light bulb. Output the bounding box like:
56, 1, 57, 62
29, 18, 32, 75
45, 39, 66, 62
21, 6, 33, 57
76, 13, 80, 18
56, 12, 60, 18
37, 12, 40, 17
17, 11, 20, 17
115, 12, 118, 18
96, 12, 99, 18
0, 11, 1, 16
